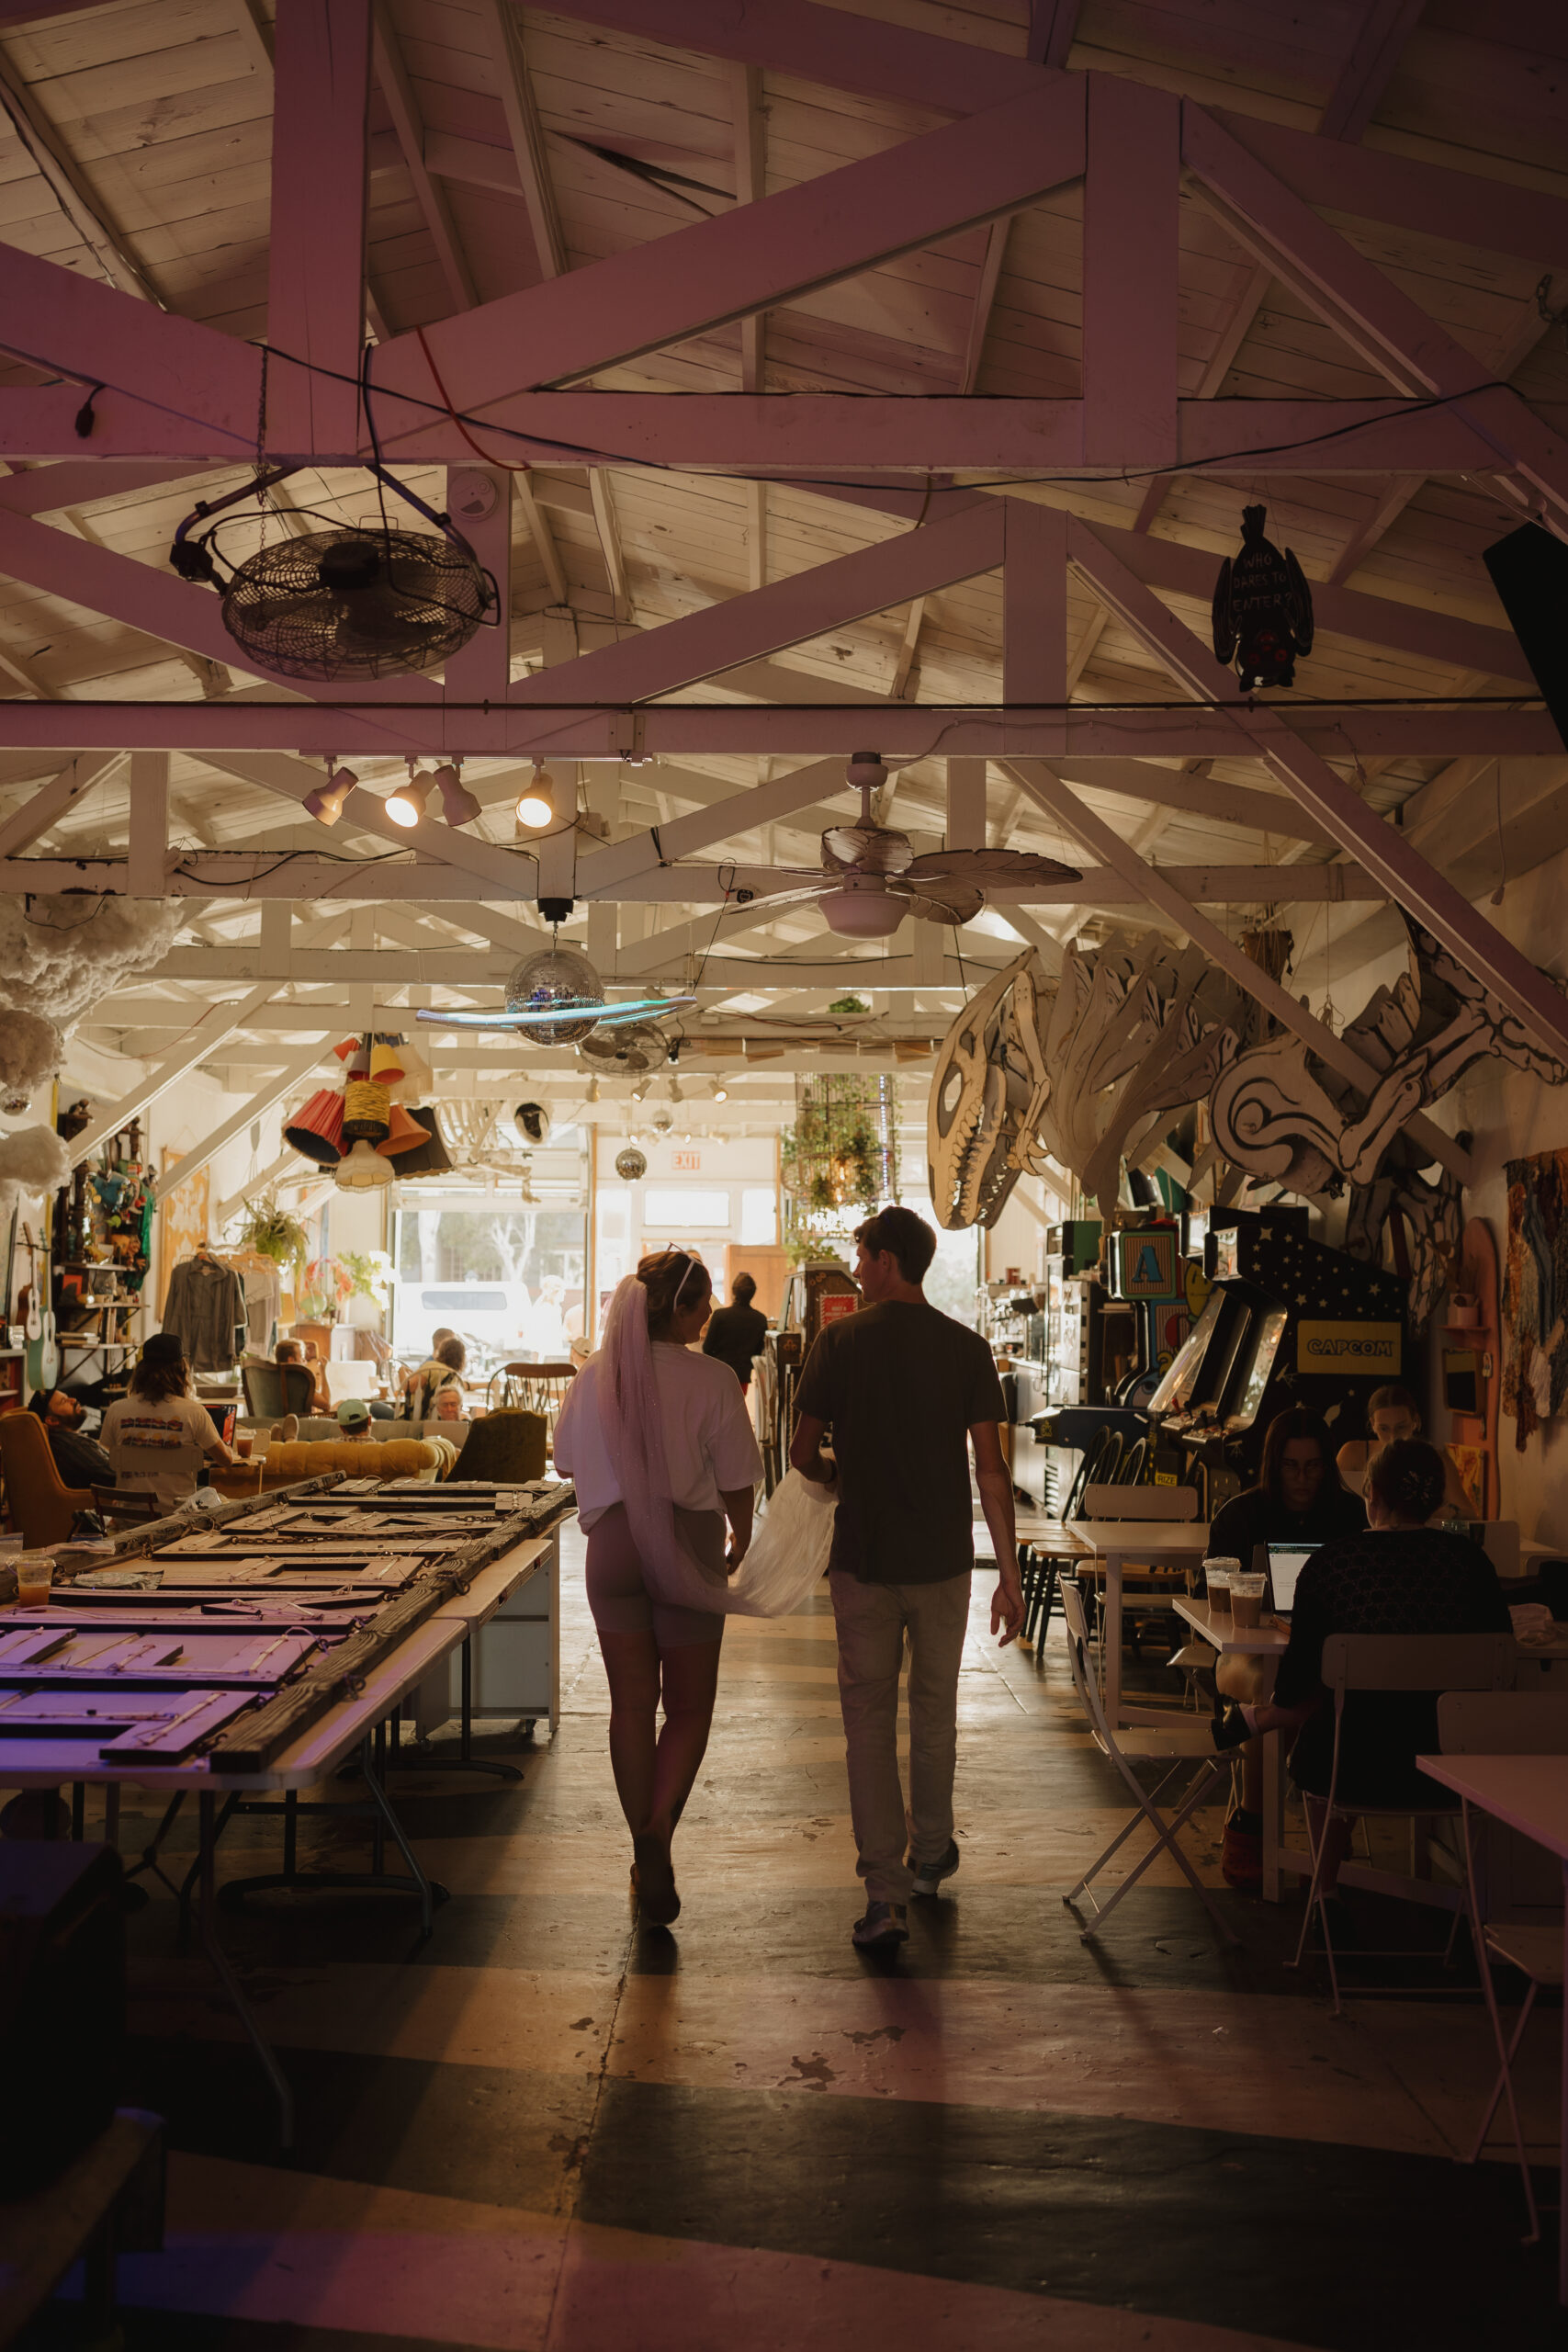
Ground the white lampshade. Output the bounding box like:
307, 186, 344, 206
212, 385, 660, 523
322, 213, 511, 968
336, 1138, 393, 1189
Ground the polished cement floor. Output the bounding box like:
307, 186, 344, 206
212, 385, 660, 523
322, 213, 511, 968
37, 1521, 1566, 2351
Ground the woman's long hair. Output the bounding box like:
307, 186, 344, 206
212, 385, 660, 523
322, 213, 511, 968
130, 1349, 190, 1404
596, 1250, 711, 1601
1257, 1406, 1333, 1508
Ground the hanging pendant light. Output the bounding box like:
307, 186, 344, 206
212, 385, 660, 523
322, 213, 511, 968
515, 761, 556, 830
431, 760, 482, 826
303, 761, 356, 826
386, 760, 431, 829
336, 1138, 393, 1188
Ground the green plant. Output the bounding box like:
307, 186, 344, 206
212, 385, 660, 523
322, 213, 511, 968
299, 1254, 353, 1320
343, 1249, 389, 1303
828, 994, 869, 1014
234, 1196, 308, 1282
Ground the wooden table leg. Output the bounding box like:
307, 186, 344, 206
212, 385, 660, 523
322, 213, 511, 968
1263, 1716, 1282, 1903
1103, 1548, 1123, 1726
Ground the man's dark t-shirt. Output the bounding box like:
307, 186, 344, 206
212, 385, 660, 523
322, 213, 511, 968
46, 1420, 113, 1491
795, 1300, 1006, 1584
703, 1302, 768, 1385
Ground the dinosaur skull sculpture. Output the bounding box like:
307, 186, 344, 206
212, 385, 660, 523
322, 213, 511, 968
928, 952, 1049, 1228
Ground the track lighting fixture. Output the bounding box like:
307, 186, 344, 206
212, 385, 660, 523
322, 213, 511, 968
712, 1080, 728, 1102
431, 760, 481, 827
386, 760, 430, 829
303, 760, 355, 826
515, 761, 556, 830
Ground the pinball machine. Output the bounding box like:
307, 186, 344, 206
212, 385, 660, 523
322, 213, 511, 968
1145, 1206, 1405, 1513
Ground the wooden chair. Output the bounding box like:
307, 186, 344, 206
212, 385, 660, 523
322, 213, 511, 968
0, 1412, 93, 1546
241, 1362, 315, 1419
1292, 1632, 1517, 2015
91, 1487, 166, 1530
1077, 1481, 1199, 1658
449, 1409, 548, 1485
1439, 1690, 1568, 2245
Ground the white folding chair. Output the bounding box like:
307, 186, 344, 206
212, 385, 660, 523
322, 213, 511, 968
1292, 1633, 1516, 2015
1077, 1482, 1198, 1664
1059, 1579, 1238, 1945
1438, 1690, 1568, 2245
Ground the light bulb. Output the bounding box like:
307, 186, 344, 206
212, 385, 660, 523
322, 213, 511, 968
432, 761, 481, 827
304, 763, 355, 825
386, 763, 430, 829
712, 1081, 728, 1102
515, 762, 556, 830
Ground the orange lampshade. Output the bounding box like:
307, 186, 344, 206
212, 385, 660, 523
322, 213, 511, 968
377, 1102, 426, 1157
284, 1090, 344, 1166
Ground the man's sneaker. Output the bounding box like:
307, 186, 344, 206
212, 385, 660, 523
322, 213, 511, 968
852, 1900, 909, 1949
906, 1838, 961, 1897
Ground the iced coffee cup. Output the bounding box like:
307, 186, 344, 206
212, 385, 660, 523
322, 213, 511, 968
1231, 1572, 1266, 1629
1204, 1556, 1240, 1614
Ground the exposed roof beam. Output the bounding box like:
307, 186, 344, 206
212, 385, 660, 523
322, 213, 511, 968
589, 473, 631, 621
0, 38, 158, 302
1027, 2, 1082, 69
67, 985, 279, 1168
891, 600, 925, 700
0, 753, 122, 856
371, 2, 479, 313
1317, 0, 1426, 143
476, 0, 567, 279
265, 0, 370, 458
156, 1037, 334, 1202
1327, 471, 1426, 585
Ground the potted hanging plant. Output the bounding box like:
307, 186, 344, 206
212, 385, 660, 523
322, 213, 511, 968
234, 1196, 309, 1285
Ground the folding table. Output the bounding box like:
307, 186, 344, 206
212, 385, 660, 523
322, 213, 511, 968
1066, 1519, 1212, 1729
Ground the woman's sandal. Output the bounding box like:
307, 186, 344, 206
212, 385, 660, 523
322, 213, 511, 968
632, 1834, 681, 1927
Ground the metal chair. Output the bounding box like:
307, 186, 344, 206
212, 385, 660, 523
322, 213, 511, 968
1439, 1690, 1568, 2245
1059, 1579, 1237, 1944
91, 1487, 165, 1529
1291, 1632, 1517, 2015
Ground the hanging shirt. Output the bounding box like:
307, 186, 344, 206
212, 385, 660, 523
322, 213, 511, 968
161, 1256, 247, 1371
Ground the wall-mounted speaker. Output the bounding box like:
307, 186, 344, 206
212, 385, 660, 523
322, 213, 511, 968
1483, 522, 1568, 753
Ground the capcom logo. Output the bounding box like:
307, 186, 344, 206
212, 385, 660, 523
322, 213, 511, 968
1294, 1320, 1401, 1375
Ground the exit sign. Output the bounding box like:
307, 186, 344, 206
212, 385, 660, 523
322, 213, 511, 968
671, 1148, 702, 1170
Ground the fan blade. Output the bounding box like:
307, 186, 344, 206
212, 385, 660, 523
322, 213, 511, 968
899, 882, 985, 924
901, 847, 1081, 884
822, 823, 913, 876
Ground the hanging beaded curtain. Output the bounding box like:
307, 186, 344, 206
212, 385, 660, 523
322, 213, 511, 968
781, 1074, 900, 1253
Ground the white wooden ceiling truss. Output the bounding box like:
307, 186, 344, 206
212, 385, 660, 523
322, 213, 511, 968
0, 0, 1561, 1138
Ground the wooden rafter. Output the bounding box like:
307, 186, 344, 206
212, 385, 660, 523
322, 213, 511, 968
476, 0, 567, 281
371, 3, 479, 314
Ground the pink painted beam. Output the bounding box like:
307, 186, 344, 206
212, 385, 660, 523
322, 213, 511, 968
1, 387, 1516, 472
0, 247, 259, 454
1317, 0, 1427, 142
371, 78, 1087, 419
0, 704, 1551, 762
0, 459, 211, 514
1067, 517, 1568, 1062
1003, 502, 1067, 708
508, 503, 1007, 707
1211, 113, 1568, 271
1084, 77, 1179, 467
1183, 104, 1568, 525
266, 0, 371, 459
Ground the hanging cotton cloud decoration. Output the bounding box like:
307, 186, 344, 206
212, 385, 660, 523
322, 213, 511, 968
0, 895, 181, 1029
0, 1123, 70, 1224
0, 1008, 64, 1114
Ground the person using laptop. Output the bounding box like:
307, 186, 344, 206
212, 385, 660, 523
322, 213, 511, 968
1212, 1439, 1508, 1919
1203, 1408, 1366, 1890
1334, 1384, 1477, 1521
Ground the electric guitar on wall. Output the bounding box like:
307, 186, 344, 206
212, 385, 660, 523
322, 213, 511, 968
20, 1225, 60, 1394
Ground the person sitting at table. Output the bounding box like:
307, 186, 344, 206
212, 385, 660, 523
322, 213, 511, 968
276, 1337, 331, 1417
1205, 1407, 1367, 1890
400, 1333, 467, 1421
25, 1385, 113, 1491
1335, 1384, 1477, 1522
432, 1385, 466, 1424
1212, 1439, 1510, 1911
102, 1332, 237, 1510
336, 1398, 377, 1442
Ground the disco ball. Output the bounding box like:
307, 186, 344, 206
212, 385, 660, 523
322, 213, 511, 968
1, 1091, 28, 1115
504, 945, 604, 1046
615, 1146, 648, 1182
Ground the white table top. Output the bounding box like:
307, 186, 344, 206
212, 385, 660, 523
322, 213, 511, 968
1066, 1519, 1211, 1557
1417, 1753, 1568, 1860
432, 1536, 551, 1633
1173, 1595, 1291, 1656
1011, 1515, 1093, 1551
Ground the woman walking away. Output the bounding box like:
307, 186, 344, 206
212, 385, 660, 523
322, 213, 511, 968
553, 1250, 762, 1926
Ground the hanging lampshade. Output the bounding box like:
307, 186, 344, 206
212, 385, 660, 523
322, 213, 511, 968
333, 1035, 368, 1071
376, 1102, 426, 1157
336, 1138, 393, 1189
391, 1040, 433, 1101
369, 1038, 406, 1087
284, 1089, 344, 1166
390, 1105, 455, 1178
342, 1078, 391, 1141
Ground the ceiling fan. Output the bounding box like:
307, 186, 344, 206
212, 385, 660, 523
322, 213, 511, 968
751, 754, 1082, 938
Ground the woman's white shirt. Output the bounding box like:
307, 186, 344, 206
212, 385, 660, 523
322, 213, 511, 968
553, 1343, 762, 1528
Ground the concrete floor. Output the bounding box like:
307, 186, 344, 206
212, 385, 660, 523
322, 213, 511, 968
31, 1521, 1567, 2351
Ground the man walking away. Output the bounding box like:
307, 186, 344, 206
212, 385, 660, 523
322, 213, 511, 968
702, 1271, 769, 1392
790, 1205, 1022, 1950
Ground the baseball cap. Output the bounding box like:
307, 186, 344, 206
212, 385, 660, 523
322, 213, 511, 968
336, 1398, 370, 1429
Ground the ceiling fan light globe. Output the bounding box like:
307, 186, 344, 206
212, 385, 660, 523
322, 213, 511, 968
822, 881, 906, 938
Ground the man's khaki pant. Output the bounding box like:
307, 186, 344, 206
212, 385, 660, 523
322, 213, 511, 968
829, 1568, 972, 1905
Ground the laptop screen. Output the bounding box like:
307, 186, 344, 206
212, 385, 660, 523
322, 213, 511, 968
1266, 1542, 1319, 1614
